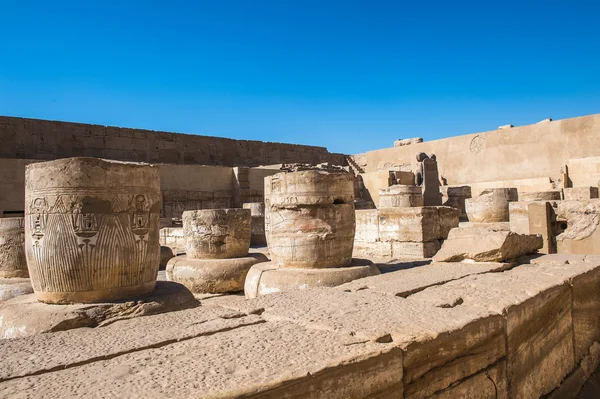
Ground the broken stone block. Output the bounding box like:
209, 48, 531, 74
433, 226, 543, 262
519, 190, 562, 201
465, 188, 518, 223
379, 185, 423, 208
0, 278, 33, 302
394, 137, 423, 147
555, 200, 600, 255
437, 206, 460, 239
528, 201, 555, 254
378, 207, 439, 243
441, 185, 471, 219
392, 241, 440, 258
242, 202, 266, 246
563, 187, 599, 200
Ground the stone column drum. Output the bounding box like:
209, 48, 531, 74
379, 185, 424, 208
167, 209, 267, 294
25, 158, 161, 304
242, 202, 267, 246
465, 188, 519, 223
0, 217, 28, 278
183, 209, 251, 259
246, 170, 380, 298
264, 170, 355, 268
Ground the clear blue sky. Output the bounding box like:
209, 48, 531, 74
1, 1, 599, 154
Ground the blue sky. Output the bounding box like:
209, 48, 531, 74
1, 1, 599, 154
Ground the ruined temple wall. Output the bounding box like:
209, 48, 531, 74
363, 114, 600, 195
0, 116, 346, 167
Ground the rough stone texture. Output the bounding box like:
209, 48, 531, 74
339, 260, 513, 297
379, 185, 423, 208
519, 189, 563, 201
564, 186, 599, 200
244, 260, 380, 299
242, 202, 266, 246
159, 227, 185, 254
0, 116, 346, 167
264, 170, 354, 207
528, 201, 555, 254
0, 278, 33, 302
159, 246, 174, 269
265, 170, 356, 269
0, 281, 198, 338
555, 200, 600, 255
441, 185, 471, 219
166, 252, 268, 294
378, 206, 458, 243
0, 321, 402, 399
433, 226, 543, 262
183, 208, 251, 259
394, 137, 423, 147
0, 217, 28, 278
25, 157, 161, 304
465, 188, 518, 223
392, 241, 440, 258
431, 361, 508, 399
509, 201, 531, 234
355, 209, 379, 242
352, 241, 392, 258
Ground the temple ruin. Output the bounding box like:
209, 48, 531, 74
1, 113, 600, 398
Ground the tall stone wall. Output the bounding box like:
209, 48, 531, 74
362, 114, 600, 196
0, 116, 346, 167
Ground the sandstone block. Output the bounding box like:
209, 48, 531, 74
355, 209, 379, 242
242, 202, 266, 246
352, 241, 392, 258
519, 190, 562, 201
0, 217, 28, 278
159, 246, 174, 269
166, 252, 268, 294
392, 241, 440, 258
441, 185, 472, 219
394, 137, 423, 147
244, 260, 380, 299
571, 266, 600, 364
509, 201, 530, 234
433, 226, 543, 262
183, 208, 251, 259
563, 187, 599, 201
378, 207, 439, 243
437, 206, 460, 238
25, 157, 161, 304
465, 188, 518, 223
379, 185, 423, 208
0, 278, 33, 302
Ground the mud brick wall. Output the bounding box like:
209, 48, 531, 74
0, 116, 346, 167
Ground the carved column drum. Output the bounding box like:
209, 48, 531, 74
183, 209, 251, 259
0, 217, 28, 278
25, 158, 161, 304
379, 185, 424, 208
265, 170, 355, 269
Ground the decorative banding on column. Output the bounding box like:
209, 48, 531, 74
25, 157, 161, 304
0, 217, 28, 278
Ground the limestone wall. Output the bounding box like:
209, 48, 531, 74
362, 114, 600, 196
0, 116, 346, 167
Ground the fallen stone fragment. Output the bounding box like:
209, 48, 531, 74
0, 281, 198, 338
433, 226, 542, 262
0, 278, 33, 303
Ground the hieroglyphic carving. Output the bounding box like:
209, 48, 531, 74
24, 158, 162, 304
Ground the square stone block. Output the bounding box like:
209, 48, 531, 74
353, 241, 392, 258
563, 187, 599, 200
355, 209, 379, 242
378, 207, 439, 243
392, 241, 440, 258
571, 267, 600, 364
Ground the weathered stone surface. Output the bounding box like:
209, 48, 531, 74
416, 154, 442, 206
264, 170, 354, 206
431, 361, 508, 399
437, 206, 460, 238
339, 261, 513, 297
0, 306, 258, 381
528, 201, 555, 254
509, 201, 530, 234
0, 217, 27, 278
352, 241, 393, 258
555, 200, 600, 255
563, 186, 599, 200
519, 190, 562, 201
244, 260, 380, 299
0, 281, 198, 338
242, 202, 266, 245
571, 266, 600, 364
392, 241, 440, 258
465, 188, 518, 223
267, 203, 355, 269
394, 137, 423, 147
0, 321, 402, 399
433, 226, 542, 262
355, 209, 379, 242
183, 208, 251, 259
159, 226, 185, 254
25, 157, 161, 304
159, 245, 174, 269
379, 185, 423, 208
166, 252, 268, 294
0, 278, 33, 302
378, 207, 439, 243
